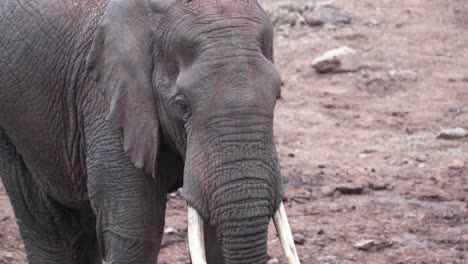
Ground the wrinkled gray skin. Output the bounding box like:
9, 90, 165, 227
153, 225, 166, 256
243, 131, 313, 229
0, 0, 283, 263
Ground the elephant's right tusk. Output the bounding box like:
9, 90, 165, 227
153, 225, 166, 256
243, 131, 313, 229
273, 202, 301, 264
187, 205, 207, 264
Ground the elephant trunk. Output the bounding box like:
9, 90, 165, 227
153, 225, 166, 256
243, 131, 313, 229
182, 113, 283, 263
212, 181, 273, 264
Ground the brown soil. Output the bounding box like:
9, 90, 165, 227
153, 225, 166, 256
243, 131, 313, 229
1, 0, 467, 263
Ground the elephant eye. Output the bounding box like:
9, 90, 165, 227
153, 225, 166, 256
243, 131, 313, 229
174, 96, 190, 115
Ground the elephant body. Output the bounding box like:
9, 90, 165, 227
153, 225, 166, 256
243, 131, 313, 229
0, 0, 283, 263
0, 0, 105, 206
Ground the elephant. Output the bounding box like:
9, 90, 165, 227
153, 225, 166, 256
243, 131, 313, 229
0, 0, 299, 263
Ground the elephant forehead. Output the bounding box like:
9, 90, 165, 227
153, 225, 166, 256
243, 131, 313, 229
172, 15, 271, 54
184, 0, 261, 14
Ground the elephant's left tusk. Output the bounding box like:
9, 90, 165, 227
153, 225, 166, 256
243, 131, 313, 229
273, 202, 301, 264
187, 205, 207, 264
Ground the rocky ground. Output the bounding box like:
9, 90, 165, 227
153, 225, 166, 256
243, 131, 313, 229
1, 0, 467, 263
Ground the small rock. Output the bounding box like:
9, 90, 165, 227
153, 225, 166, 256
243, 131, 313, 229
164, 228, 178, 235
448, 159, 466, 170
324, 24, 337, 31
437, 127, 468, 140
364, 18, 380, 27
354, 239, 376, 251
317, 255, 338, 264
304, 5, 352, 26
267, 258, 279, 264
321, 186, 336, 196
292, 191, 313, 203
277, 3, 304, 14
368, 182, 390, 191
448, 106, 463, 114
274, 26, 290, 37
358, 153, 367, 159
1, 252, 15, 262
355, 239, 393, 251
335, 184, 364, 195
322, 184, 364, 196
288, 153, 296, 158
418, 192, 448, 202
269, 7, 305, 27
416, 154, 429, 163
388, 69, 418, 81
293, 233, 306, 245
312, 46, 362, 74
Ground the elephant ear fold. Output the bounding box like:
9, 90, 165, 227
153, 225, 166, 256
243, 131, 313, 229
86, 0, 159, 176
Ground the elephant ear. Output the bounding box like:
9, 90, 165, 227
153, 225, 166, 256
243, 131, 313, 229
86, 0, 158, 176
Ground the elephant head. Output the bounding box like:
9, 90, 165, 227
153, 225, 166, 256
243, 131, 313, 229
87, 0, 298, 263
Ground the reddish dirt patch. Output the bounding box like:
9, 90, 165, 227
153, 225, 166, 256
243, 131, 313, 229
1, 0, 467, 263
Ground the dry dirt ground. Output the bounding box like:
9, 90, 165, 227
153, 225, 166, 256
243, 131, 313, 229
1, 0, 467, 263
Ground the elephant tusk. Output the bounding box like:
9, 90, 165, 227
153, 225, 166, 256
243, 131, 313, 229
273, 202, 301, 264
187, 205, 207, 264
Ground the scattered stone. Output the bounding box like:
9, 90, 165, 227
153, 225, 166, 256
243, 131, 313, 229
288, 153, 296, 158
293, 233, 306, 245
354, 239, 376, 251
358, 153, 367, 159
304, 5, 352, 26
448, 159, 466, 170
276, 3, 304, 13
416, 154, 429, 163
436, 127, 468, 140
161, 229, 186, 248
388, 69, 418, 81
317, 229, 325, 235
268, 6, 305, 27
292, 191, 313, 203
312, 47, 362, 74
324, 24, 337, 31
317, 255, 338, 264
368, 182, 390, 191
267, 258, 280, 264
4, 252, 15, 261
321, 184, 364, 196
448, 106, 463, 114
321, 186, 336, 196
364, 18, 380, 27
335, 184, 364, 195
164, 228, 178, 235
274, 27, 290, 38
417, 193, 449, 202
354, 239, 393, 251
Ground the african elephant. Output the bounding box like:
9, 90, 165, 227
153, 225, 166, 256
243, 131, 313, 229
0, 0, 299, 263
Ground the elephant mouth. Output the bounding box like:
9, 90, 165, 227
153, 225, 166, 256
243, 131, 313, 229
186, 202, 301, 264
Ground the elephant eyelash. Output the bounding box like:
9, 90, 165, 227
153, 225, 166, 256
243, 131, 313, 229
175, 100, 189, 113
173, 95, 191, 117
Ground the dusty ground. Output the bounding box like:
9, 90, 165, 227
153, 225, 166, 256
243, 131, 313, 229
1, 0, 467, 263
